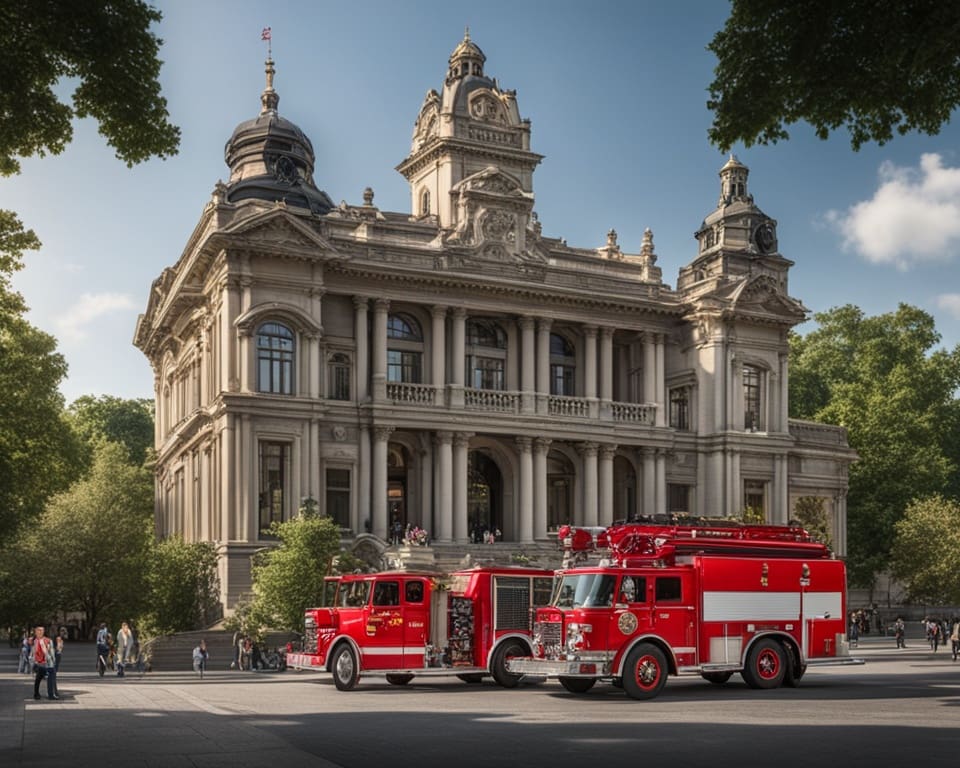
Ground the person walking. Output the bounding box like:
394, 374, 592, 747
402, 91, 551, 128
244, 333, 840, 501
116, 622, 134, 677
192, 639, 209, 677
894, 616, 906, 648
950, 618, 959, 662
29, 625, 58, 700
17, 631, 31, 674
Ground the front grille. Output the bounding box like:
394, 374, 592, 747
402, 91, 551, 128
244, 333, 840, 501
540, 620, 562, 648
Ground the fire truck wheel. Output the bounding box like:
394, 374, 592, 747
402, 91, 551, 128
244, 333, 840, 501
701, 671, 732, 685
742, 638, 786, 689
782, 646, 806, 688
331, 644, 359, 691
386, 674, 413, 685
621, 643, 668, 700
491, 639, 527, 688
559, 677, 596, 694
457, 673, 485, 684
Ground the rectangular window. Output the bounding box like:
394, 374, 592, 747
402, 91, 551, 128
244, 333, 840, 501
259, 442, 288, 533
744, 480, 766, 520
667, 484, 690, 514
387, 350, 422, 383
373, 580, 400, 606
472, 357, 504, 390
550, 364, 575, 396
669, 387, 690, 430
743, 366, 761, 430
326, 468, 351, 529
655, 576, 682, 602
329, 357, 351, 400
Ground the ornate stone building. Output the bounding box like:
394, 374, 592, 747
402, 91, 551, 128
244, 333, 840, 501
135, 34, 855, 608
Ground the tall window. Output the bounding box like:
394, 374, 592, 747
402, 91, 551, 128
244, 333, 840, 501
257, 322, 295, 394
466, 318, 506, 390
667, 484, 690, 514
669, 387, 690, 430
326, 468, 351, 528
420, 189, 430, 216
744, 480, 766, 519
387, 314, 423, 383
328, 353, 351, 401
259, 442, 288, 533
550, 333, 575, 396
743, 365, 762, 430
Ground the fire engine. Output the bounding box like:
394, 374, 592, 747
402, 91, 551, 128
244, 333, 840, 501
287, 565, 554, 690
507, 517, 863, 700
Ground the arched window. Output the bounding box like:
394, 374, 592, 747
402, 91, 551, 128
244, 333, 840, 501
387, 313, 423, 383
257, 322, 294, 394
549, 333, 575, 396
328, 352, 351, 401
743, 365, 763, 430
466, 318, 506, 390
420, 188, 430, 216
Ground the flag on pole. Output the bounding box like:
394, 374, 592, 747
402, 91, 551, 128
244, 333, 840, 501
261, 27, 272, 41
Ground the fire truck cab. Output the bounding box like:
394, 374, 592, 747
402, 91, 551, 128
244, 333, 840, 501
507, 519, 864, 700
287, 565, 554, 690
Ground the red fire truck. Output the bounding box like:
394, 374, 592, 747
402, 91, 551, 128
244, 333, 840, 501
287, 565, 554, 690
507, 518, 863, 700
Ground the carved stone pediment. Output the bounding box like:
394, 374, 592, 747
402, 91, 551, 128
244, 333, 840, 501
222, 208, 343, 260
444, 166, 534, 260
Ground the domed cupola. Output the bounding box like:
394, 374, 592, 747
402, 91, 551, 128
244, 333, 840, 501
446, 27, 486, 82
223, 57, 333, 214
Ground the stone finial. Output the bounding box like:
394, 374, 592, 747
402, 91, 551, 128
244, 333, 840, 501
363, 187, 375, 206
640, 227, 657, 264
260, 57, 279, 114
607, 228, 618, 247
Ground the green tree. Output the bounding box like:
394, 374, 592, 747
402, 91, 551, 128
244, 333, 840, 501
21, 441, 155, 635
708, 0, 960, 151
248, 511, 342, 634
68, 394, 155, 467
0, 0, 180, 176
789, 304, 960, 587
0, 211, 82, 541
890, 495, 960, 605
140, 537, 220, 637
792, 496, 832, 549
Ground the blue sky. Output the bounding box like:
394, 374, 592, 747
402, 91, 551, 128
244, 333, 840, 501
3, 0, 959, 404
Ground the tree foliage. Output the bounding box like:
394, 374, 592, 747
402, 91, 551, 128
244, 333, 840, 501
141, 537, 220, 637
789, 304, 960, 586
68, 394, 155, 467
708, 0, 960, 151
20, 441, 155, 635
247, 512, 343, 634
890, 495, 960, 605
0, 0, 180, 176
792, 496, 832, 549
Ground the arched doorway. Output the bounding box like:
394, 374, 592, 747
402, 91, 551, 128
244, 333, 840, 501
468, 451, 503, 542
614, 455, 637, 522
547, 451, 575, 531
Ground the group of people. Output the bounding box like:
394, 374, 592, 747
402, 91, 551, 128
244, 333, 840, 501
19, 626, 64, 700
96, 621, 138, 676
923, 617, 960, 658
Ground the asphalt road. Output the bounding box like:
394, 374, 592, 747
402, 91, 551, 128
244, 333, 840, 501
2, 637, 958, 767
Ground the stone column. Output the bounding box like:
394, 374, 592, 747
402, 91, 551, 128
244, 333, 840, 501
353, 297, 369, 403
779, 350, 790, 433
599, 327, 613, 415
357, 424, 370, 534
835, 489, 848, 557
450, 308, 466, 408
419, 441, 433, 533
519, 316, 536, 414
599, 444, 617, 526
641, 447, 655, 516
533, 437, 551, 539
431, 305, 447, 402
579, 442, 599, 527
584, 325, 598, 418
372, 425, 394, 539
655, 333, 666, 427
222, 279, 240, 393
773, 453, 789, 524
643, 333, 656, 405
536, 318, 552, 415
435, 431, 453, 542
372, 299, 389, 402
517, 437, 534, 542
655, 448, 667, 515
453, 432, 471, 541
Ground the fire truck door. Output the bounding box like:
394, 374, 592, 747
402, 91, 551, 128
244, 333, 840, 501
367, 579, 404, 669
402, 578, 428, 667
609, 575, 652, 647
652, 574, 697, 666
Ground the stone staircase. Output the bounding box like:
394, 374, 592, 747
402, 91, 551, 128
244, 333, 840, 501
142, 629, 297, 672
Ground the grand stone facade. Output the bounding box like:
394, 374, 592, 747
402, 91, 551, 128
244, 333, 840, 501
135, 34, 855, 608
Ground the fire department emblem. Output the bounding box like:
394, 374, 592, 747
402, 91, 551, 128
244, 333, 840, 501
618, 612, 638, 635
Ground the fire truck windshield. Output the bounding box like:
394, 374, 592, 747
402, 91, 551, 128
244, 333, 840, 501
554, 573, 616, 609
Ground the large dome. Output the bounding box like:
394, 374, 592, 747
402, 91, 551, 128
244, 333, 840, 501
223, 57, 333, 214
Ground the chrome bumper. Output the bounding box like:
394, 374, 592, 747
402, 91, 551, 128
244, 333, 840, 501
506, 658, 607, 677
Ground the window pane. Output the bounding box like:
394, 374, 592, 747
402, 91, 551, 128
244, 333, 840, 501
257, 322, 295, 394
743, 366, 761, 430
259, 442, 287, 532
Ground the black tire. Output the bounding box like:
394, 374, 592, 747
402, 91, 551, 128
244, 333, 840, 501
621, 643, 669, 700
491, 639, 527, 688
741, 638, 786, 689
386, 674, 413, 686
559, 677, 596, 694
701, 671, 732, 685
457, 673, 484, 684
331, 644, 359, 691
782, 645, 806, 688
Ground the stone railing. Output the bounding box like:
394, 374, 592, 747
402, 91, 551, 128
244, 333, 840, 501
386, 382, 435, 406
611, 402, 655, 424
789, 419, 849, 446
548, 395, 589, 418
464, 388, 520, 413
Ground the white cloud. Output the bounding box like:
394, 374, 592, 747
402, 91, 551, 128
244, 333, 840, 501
54, 292, 137, 342
936, 293, 960, 319
826, 153, 960, 270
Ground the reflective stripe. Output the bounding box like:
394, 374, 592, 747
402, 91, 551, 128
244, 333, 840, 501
703, 591, 842, 622
360, 647, 423, 656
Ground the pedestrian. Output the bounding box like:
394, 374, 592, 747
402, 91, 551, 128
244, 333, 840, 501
116, 621, 134, 676
192, 639, 208, 675
848, 612, 859, 648
950, 618, 960, 662
17, 630, 31, 674
95, 623, 111, 673
29, 625, 58, 700
232, 629, 241, 669
894, 616, 906, 648
241, 635, 253, 671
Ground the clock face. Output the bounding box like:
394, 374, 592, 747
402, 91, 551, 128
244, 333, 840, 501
755, 222, 776, 253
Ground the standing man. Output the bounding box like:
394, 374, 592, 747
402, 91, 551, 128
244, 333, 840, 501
116, 622, 134, 677
30, 626, 57, 700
